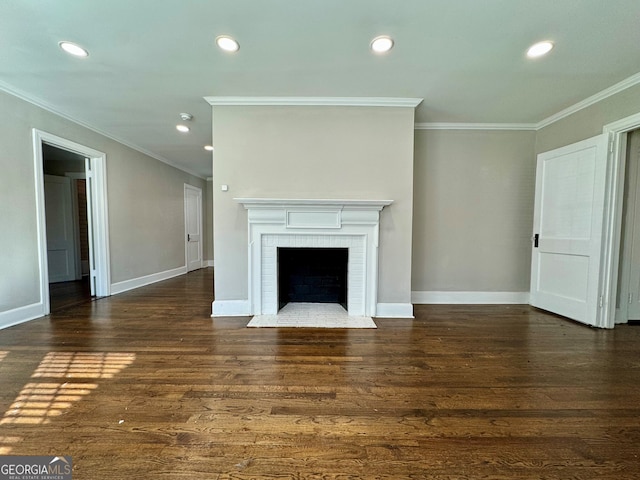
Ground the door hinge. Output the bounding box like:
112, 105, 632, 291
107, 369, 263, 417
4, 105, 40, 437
533, 233, 539, 248
609, 139, 614, 153
630, 293, 634, 305
598, 296, 604, 308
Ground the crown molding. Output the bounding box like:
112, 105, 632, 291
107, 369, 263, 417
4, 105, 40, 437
205, 96, 423, 108
536, 71, 640, 130
0, 80, 206, 179
414, 122, 536, 131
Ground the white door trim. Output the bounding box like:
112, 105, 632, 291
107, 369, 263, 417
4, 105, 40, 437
601, 112, 640, 327
33, 129, 111, 314
184, 184, 203, 272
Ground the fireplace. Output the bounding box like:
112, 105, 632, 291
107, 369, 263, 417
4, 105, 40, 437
278, 247, 348, 310
235, 198, 392, 317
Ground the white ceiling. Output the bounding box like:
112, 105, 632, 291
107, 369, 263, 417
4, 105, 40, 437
1, 0, 639, 178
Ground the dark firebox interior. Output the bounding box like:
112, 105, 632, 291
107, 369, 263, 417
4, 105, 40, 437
278, 247, 348, 311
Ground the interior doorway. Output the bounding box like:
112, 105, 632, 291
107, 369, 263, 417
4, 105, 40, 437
33, 129, 111, 315
184, 184, 203, 272
43, 144, 93, 311
601, 112, 640, 327
616, 128, 640, 322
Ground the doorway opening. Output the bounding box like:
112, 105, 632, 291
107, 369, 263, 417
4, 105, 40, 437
33, 130, 111, 315
184, 184, 204, 273
602, 112, 640, 327
616, 128, 640, 322
43, 144, 94, 312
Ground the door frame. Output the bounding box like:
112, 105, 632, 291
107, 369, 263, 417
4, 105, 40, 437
184, 183, 203, 271
600, 112, 640, 327
33, 129, 111, 314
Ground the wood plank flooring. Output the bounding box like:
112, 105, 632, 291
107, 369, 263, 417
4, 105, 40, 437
1, 267, 639, 479
48, 277, 93, 313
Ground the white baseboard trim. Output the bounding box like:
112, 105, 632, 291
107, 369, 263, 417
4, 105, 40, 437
204, 260, 215, 267
375, 303, 415, 318
0, 302, 46, 330
212, 300, 251, 317
412, 291, 530, 304
110, 266, 187, 295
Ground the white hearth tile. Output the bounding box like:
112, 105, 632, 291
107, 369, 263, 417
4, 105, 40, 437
247, 303, 376, 328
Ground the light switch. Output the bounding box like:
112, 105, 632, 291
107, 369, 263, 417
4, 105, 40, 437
221, 184, 229, 192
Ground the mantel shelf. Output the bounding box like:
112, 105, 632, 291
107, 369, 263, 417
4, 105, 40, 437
234, 198, 393, 211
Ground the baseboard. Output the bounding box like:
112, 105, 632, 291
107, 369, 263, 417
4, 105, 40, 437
110, 266, 187, 295
204, 260, 215, 267
0, 302, 46, 330
375, 303, 415, 318
412, 291, 530, 304
211, 300, 251, 317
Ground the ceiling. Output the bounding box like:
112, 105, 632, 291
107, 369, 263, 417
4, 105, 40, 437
1, 0, 639, 178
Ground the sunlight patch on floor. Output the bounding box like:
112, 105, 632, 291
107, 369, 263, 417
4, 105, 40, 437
1, 383, 97, 425
32, 352, 136, 379
1, 351, 136, 425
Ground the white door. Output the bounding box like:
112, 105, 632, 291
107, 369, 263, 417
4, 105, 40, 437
44, 175, 77, 283
530, 134, 609, 327
184, 184, 203, 272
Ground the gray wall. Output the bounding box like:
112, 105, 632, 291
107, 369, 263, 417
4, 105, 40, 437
412, 129, 536, 292
205, 179, 214, 263
536, 83, 640, 153
212, 105, 415, 305
107, 146, 206, 283
0, 89, 207, 317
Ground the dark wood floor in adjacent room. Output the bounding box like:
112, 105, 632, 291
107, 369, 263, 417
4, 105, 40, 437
1, 267, 639, 479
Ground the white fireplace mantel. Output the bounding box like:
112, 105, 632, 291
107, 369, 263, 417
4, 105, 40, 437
235, 198, 393, 209
230, 198, 393, 317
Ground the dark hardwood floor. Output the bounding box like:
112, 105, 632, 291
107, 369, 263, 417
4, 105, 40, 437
1, 267, 639, 479
49, 277, 93, 312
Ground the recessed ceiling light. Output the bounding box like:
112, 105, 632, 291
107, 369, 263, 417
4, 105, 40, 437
527, 41, 554, 58
59, 41, 89, 58
176, 124, 190, 133
204, 145, 214, 151
216, 35, 239, 53
370, 36, 394, 54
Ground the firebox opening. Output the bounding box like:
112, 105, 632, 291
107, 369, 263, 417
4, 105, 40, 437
278, 247, 348, 311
